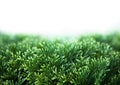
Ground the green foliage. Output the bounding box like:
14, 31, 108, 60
0, 32, 120, 85
80, 32, 120, 51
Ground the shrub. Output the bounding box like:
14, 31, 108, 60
0, 33, 120, 85
79, 33, 120, 51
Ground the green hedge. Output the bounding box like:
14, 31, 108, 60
0, 33, 120, 85
78, 32, 120, 51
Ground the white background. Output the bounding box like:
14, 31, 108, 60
0, 0, 120, 36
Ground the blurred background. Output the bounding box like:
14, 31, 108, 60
0, 0, 120, 37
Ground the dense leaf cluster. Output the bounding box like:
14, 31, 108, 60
0, 33, 120, 85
